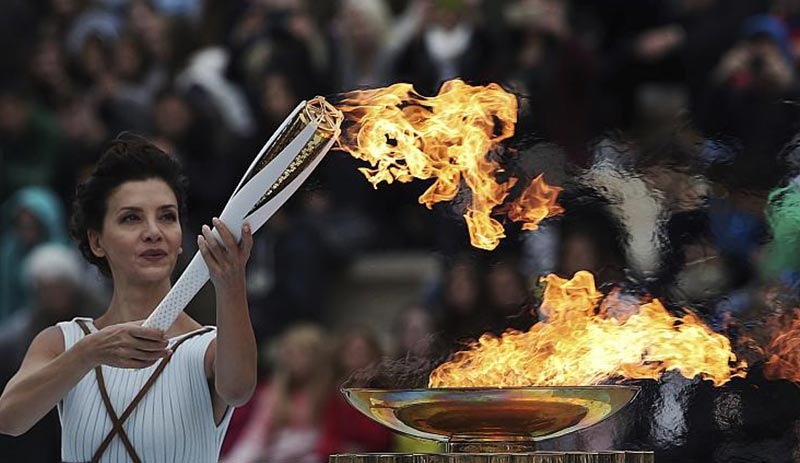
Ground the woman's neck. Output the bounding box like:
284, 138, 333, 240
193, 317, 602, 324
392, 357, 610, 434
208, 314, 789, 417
96, 278, 172, 327
95, 278, 203, 337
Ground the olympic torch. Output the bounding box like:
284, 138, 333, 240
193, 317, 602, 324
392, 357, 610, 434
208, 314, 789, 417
143, 97, 343, 330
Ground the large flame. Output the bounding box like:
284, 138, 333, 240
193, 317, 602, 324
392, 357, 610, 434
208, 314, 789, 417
336, 79, 562, 250
763, 309, 800, 382
429, 271, 746, 388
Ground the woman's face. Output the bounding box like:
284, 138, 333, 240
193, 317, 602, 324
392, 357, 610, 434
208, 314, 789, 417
282, 342, 316, 381
487, 265, 527, 313
445, 264, 480, 313
15, 209, 44, 248
261, 74, 295, 120
90, 179, 182, 285
339, 334, 378, 373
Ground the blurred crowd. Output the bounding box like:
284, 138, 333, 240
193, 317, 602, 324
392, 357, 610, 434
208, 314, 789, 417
4, 0, 800, 461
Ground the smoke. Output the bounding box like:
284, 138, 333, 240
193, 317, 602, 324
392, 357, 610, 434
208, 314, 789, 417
342, 352, 448, 389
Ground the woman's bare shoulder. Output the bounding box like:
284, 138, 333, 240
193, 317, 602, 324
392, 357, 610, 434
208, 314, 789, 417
29, 326, 66, 357
5, 326, 68, 380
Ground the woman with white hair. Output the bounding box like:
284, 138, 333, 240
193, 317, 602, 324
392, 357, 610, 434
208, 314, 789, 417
0, 243, 95, 462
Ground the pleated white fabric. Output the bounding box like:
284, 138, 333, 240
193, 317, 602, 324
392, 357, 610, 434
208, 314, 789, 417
56, 317, 234, 463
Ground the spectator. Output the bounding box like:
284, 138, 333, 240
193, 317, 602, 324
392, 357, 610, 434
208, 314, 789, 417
0, 244, 102, 462
393, 0, 501, 95
99, 32, 166, 130
484, 259, 534, 333
434, 256, 488, 347
127, 0, 196, 73
0, 83, 63, 202
222, 323, 331, 463
0, 0, 39, 79
250, 199, 336, 338
225, 1, 323, 105
391, 304, 436, 359
28, 28, 75, 109
554, 187, 627, 287
318, 326, 392, 459
699, 14, 800, 164
0, 187, 68, 323
591, 0, 765, 130
330, 0, 395, 91
52, 95, 108, 208
504, 0, 600, 164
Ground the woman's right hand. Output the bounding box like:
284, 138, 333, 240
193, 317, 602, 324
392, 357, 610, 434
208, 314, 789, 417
0, 322, 169, 436
79, 322, 170, 369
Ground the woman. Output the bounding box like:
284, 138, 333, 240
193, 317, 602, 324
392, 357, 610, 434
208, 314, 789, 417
0, 136, 257, 463
0, 186, 68, 323
317, 326, 391, 460
222, 323, 330, 463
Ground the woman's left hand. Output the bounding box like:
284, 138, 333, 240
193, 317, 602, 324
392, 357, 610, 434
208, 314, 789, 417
198, 218, 253, 292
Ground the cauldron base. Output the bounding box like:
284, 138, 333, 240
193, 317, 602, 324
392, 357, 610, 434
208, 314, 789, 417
330, 451, 654, 463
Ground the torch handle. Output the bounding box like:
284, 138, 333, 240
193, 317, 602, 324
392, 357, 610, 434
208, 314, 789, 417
142, 252, 209, 330
141, 222, 237, 331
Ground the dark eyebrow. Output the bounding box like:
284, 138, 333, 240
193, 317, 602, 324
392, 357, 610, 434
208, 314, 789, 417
118, 207, 143, 213
117, 205, 178, 213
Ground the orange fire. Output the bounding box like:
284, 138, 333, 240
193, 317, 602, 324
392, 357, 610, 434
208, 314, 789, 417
429, 271, 746, 388
763, 309, 800, 382
335, 79, 562, 250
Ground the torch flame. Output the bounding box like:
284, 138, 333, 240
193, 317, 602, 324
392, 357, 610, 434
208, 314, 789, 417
336, 79, 562, 250
763, 309, 800, 382
429, 271, 746, 388
504, 174, 564, 231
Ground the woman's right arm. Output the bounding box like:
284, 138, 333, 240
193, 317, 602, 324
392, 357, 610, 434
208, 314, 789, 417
0, 323, 168, 436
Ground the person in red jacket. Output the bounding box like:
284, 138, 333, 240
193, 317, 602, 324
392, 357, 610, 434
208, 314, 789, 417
318, 326, 392, 459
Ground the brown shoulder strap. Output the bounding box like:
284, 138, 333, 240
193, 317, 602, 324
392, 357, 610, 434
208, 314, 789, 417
75, 320, 213, 463
76, 319, 141, 463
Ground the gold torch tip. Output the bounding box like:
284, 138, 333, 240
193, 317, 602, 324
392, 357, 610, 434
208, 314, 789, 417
304, 96, 343, 135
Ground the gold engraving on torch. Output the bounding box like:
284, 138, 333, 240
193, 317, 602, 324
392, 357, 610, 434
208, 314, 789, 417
246, 97, 343, 216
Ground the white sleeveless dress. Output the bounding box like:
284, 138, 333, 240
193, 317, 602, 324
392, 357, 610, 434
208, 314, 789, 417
56, 317, 234, 463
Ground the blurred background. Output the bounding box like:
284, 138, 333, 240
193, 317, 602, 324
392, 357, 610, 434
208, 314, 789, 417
3, 0, 800, 461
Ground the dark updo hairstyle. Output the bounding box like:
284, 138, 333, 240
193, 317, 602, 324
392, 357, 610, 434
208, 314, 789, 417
70, 134, 189, 276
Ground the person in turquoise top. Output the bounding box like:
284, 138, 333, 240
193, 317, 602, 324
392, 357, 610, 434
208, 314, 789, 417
0, 186, 68, 323
0, 86, 63, 203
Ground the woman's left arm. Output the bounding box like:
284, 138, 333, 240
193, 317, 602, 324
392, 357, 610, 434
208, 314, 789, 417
199, 218, 257, 407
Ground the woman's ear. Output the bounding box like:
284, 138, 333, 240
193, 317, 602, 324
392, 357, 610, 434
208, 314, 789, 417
87, 230, 105, 258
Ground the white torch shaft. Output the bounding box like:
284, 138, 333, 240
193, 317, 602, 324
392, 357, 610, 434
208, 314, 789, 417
143, 100, 340, 331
